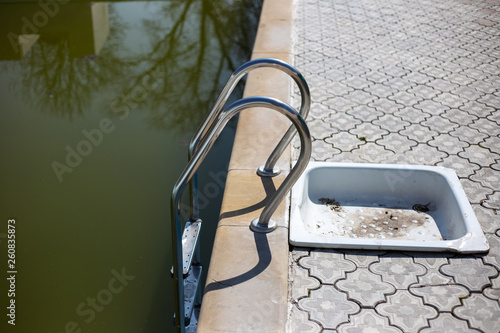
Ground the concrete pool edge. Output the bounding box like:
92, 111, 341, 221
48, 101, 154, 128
197, 0, 295, 332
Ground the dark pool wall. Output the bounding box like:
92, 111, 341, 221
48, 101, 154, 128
0, 1, 262, 332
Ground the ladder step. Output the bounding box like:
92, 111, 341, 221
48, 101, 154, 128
182, 219, 202, 275
185, 306, 200, 333
184, 265, 202, 325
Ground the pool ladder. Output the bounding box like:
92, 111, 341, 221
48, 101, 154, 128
170, 58, 312, 333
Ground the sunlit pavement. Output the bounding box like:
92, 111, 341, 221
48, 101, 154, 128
289, 0, 500, 331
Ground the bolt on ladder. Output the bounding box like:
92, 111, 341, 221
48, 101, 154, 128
170, 59, 311, 333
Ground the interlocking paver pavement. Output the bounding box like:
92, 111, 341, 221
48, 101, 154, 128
288, 0, 500, 331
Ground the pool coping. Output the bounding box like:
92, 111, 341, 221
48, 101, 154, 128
197, 0, 295, 332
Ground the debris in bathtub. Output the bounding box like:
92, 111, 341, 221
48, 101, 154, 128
413, 202, 431, 213
319, 197, 343, 212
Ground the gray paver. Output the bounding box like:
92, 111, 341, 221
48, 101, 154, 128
298, 286, 360, 329
288, 306, 322, 333
324, 132, 364, 152
437, 154, 480, 178
376, 133, 417, 154
471, 168, 500, 191
454, 294, 500, 333
299, 250, 356, 284
428, 134, 467, 155
409, 284, 469, 311
290, 262, 321, 301
337, 310, 403, 333
287, 0, 500, 331
349, 123, 389, 142
375, 290, 437, 332
336, 268, 395, 307
483, 233, 500, 269
369, 255, 426, 289
440, 257, 497, 291
420, 313, 477, 333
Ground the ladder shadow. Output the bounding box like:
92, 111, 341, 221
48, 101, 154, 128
204, 176, 276, 293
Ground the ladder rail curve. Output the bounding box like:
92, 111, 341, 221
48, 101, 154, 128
187, 58, 311, 219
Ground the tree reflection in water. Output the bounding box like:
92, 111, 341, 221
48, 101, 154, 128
4, 0, 262, 131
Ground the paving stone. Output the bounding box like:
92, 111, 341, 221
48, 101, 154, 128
348, 123, 389, 142
343, 250, 384, 268
459, 100, 496, 117
291, 247, 310, 263
414, 99, 448, 116
460, 178, 494, 204
402, 144, 447, 165
412, 253, 452, 271
370, 254, 427, 289
310, 140, 341, 161
441, 257, 497, 291
425, 78, 460, 92
427, 133, 467, 154
477, 92, 500, 108
352, 143, 396, 164
323, 112, 362, 131
420, 313, 476, 333
481, 135, 500, 154
299, 250, 356, 284
388, 91, 423, 106
433, 92, 469, 109
310, 86, 335, 103
307, 102, 335, 120
471, 168, 500, 191
363, 83, 396, 98
298, 286, 360, 329
336, 268, 396, 307
383, 77, 417, 91
472, 204, 499, 234
484, 274, 500, 301
409, 284, 469, 311
374, 116, 412, 134
450, 85, 485, 101
342, 76, 373, 90
441, 108, 479, 126
460, 144, 499, 166
425, 115, 460, 132
337, 310, 403, 333
368, 98, 404, 115
324, 151, 365, 163
399, 124, 439, 143
454, 294, 500, 333
344, 89, 376, 105
322, 81, 355, 97
290, 262, 321, 301
487, 111, 500, 126
484, 191, 500, 210
451, 127, 490, 147
483, 233, 500, 269
347, 105, 384, 122
393, 107, 430, 123
376, 133, 418, 154
308, 119, 339, 140
288, 305, 322, 333
437, 154, 480, 178
325, 132, 364, 152
403, 72, 433, 85
375, 290, 437, 332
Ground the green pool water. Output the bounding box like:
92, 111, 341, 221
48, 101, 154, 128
0, 1, 261, 331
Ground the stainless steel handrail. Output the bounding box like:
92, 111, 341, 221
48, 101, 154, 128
171, 96, 311, 332
187, 58, 311, 219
